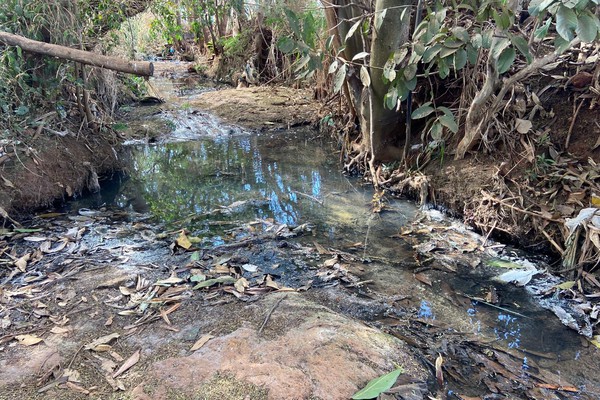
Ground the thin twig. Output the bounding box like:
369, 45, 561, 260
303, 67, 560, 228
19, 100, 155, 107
258, 294, 287, 335
565, 98, 584, 150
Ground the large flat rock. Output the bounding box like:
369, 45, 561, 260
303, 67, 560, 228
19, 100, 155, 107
132, 292, 428, 400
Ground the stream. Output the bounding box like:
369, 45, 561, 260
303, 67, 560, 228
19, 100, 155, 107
96, 68, 599, 397
5, 63, 598, 399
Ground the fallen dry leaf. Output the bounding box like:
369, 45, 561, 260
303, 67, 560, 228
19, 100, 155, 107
84, 332, 120, 351
112, 349, 140, 378
15, 334, 44, 346
414, 273, 432, 286
190, 334, 214, 352
176, 231, 192, 250
14, 253, 30, 272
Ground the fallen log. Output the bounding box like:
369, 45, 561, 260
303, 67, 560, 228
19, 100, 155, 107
0, 31, 153, 77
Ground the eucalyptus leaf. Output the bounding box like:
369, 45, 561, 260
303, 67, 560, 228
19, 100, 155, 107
328, 60, 339, 74
345, 19, 362, 42
360, 66, 371, 87
352, 51, 370, 61
192, 276, 236, 290
333, 63, 347, 94
351, 368, 403, 399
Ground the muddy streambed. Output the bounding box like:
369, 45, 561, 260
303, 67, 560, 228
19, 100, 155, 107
1, 68, 599, 399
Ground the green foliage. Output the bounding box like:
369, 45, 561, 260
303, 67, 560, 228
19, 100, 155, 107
275, 7, 327, 79
351, 368, 404, 399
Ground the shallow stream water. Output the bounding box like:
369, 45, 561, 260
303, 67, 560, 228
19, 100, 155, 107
70, 69, 599, 397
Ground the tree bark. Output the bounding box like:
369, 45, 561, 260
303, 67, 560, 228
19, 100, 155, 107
367, 0, 413, 162
0, 31, 154, 77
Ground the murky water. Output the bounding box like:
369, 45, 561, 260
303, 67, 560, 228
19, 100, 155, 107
70, 72, 600, 396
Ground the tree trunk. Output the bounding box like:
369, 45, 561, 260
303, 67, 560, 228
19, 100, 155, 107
367, 0, 413, 162
0, 31, 154, 77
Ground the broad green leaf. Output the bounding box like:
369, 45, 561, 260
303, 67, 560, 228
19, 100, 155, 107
554, 35, 571, 53
351, 369, 403, 399
437, 106, 453, 117
430, 122, 443, 140
345, 19, 362, 42
444, 38, 464, 48
509, 34, 533, 63
190, 251, 200, 261
392, 48, 409, 64
423, 44, 442, 63
497, 47, 516, 74
439, 114, 459, 133
534, 18, 552, 39
405, 76, 417, 91
451, 26, 470, 42
403, 63, 417, 80
284, 9, 301, 37
384, 87, 398, 110
482, 29, 494, 49
383, 58, 397, 82
563, 0, 579, 8
277, 37, 295, 54
440, 46, 459, 58
576, 14, 598, 42
438, 58, 450, 79
451, 49, 468, 70
333, 63, 347, 94
491, 37, 510, 59
360, 66, 371, 87
192, 276, 236, 290
352, 52, 369, 61
14, 105, 29, 116
411, 105, 435, 119
471, 33, 483, 48
466, 44, 479, 64
556, 5, 577, 40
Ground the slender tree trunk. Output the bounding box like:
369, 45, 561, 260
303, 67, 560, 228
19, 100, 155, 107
367, 0, 413, 162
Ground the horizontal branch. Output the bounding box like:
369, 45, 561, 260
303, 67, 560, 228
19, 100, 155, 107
0, 31, 153, 77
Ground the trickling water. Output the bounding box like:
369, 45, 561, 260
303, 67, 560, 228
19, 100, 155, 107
68, 71, 600, 397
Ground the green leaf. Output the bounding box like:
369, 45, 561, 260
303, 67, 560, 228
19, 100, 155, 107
351, 369, 403, 399
14, 228, 43, 233
403, 63, 417, 80
383, 58, 397, 82
325, 35, 335, 51
554, 35, 571, 53
430, 122, 443, 140
451, 49, 468, 70
576, 14, 598, 42
284, 9, 301, 37
497, 47, 516, 74
439, 46, 459, 58
556, 5, 577, 40
345, 19, 362, 42
534, 18, 552, 39
192, 276, 236, 290
293, 54, 311, 73
333, 63, 347, 94
439, 114, 459, 133
491, 37, 510, 59
509, 34, 533, 63
384, 87, 398, 110
471, 33, 483, 49
411, 105, 435, 119
451, 27, 470, 42
277, 37, 295, 54
190, 251, 200, 261
466, 44, 479, 64
423, 44, 442, 63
